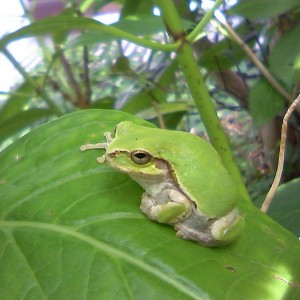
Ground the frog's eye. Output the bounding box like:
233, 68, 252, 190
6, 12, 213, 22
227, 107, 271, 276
130, 150, 151, 165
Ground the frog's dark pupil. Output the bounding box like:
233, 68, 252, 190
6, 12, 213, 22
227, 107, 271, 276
135, 153, 146, 160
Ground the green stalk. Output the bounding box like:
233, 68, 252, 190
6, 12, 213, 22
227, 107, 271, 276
0, 16, 180, 53
156, 0, 250, 201
186, 0, 223, 43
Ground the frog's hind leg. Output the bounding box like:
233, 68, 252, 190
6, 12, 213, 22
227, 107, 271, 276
174, 208, 218, 247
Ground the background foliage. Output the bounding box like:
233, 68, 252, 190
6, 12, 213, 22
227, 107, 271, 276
1, 0, 300, 299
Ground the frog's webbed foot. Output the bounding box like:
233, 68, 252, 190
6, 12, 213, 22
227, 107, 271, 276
175, 224, 217, 246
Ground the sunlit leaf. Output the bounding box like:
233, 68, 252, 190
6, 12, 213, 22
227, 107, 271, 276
1, 110, 299, 299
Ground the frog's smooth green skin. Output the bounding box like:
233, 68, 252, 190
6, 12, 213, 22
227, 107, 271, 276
80, 121, 244, 247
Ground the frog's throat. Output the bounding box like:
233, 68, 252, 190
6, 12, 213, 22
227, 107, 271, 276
129, 157, 192, 202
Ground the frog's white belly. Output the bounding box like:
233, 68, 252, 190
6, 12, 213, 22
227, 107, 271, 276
129, 171, 177, 204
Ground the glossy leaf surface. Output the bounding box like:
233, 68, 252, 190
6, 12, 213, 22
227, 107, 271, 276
0, 110, 299, 299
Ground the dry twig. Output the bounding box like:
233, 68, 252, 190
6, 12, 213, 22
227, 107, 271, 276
261, 94, 300, 213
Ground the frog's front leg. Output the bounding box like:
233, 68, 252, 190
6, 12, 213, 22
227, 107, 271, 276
140, 189, 192, 224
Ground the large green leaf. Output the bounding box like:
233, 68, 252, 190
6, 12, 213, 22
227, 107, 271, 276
121, 0, 153, 17
0, 110, 299, 299
267, 178, 300, 236
0, 16, 142, 49
69, 16, 166, 48
198, 38, 247, 71
230, 0, 299, 20
269, 25, 300, 88
0, 15, 173, 52
249, 78, 285, 126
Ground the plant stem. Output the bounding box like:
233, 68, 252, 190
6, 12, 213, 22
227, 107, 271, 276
83, 46, 92, 105
156, 0, 250, 201
0, 16, 180, 53
55, 45, 86, 105
261, 94, 300, 212
187, 0, 223, 43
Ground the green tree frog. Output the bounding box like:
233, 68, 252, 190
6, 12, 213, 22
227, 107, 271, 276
80, 121, 244, 247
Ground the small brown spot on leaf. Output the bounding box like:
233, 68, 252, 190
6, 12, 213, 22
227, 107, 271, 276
273, 275, 300, 288
225, 265, 236, 272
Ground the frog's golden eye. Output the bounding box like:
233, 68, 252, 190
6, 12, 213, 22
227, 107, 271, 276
130, 150, 151, 165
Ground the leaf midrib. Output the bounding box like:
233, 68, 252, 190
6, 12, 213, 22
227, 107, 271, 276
0, 220, 207, 300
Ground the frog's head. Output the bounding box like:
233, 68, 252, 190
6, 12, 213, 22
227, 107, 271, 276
104, 121, 169, 177
80, 121, 169, 176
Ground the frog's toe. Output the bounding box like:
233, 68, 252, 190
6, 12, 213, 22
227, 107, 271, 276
174, 223, 218, 246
